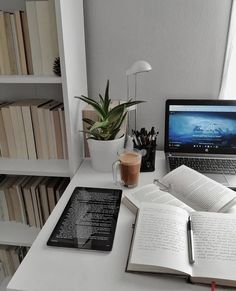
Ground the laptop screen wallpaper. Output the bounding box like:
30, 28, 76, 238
168, 105, 236, 153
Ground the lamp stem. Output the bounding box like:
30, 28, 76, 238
134, 74, 137, 131
126, 74, 131, 135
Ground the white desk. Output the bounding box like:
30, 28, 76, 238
7, 152, 225, 291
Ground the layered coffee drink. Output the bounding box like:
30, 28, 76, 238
119, 151, 141, 187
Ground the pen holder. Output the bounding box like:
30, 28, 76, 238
134, 144, 156, 172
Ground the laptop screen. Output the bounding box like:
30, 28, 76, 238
165, 100, 236, 154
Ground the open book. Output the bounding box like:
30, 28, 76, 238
127, 203, 236, 287
123, 165, 236, 213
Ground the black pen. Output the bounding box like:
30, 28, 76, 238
187, 216, 195, 264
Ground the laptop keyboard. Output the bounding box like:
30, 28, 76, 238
168, 157, 236, 175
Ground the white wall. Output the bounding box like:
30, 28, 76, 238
84, 0, 232, 148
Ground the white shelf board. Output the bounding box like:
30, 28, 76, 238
0, 159, 70, 177
0, 222, 40, 247
0, 75, 62, 84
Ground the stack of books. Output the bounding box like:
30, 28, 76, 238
0, 99, 68, 159
0, 0, 58, 75
0, 175, 70, 228
0, 246, 29, 279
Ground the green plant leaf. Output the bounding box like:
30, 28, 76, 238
82, 118, 96, 126
90, 120, 109, 131
104, 80, 110, 114
99, 94, 104, 104
77, 95, 106, 119
76, 81, 145, 140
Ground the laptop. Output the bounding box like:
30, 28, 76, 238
164, 99, 236, 187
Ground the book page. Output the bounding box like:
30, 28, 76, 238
159, 165, 236, 212
128, 203, 192, 276
123, 184, 194, 213
191, 212, 236, 282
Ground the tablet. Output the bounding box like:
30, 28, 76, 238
47, 187, 122, 251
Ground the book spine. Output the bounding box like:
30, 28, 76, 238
0, 107, 9, 157
1, 106, 17, 158
21, 105, 37, 159
20, 11, 33, 75
14, 11, 28, 75
9, 105, 28, 159
4, 12, 17, 75
58, 108, 68, 159
0, 11, 11, 74
10, 14, 21, 75
37, 107, 50, 159
52, 109, 63, 159
25, 1, 42, 75
36, 1, 58, 75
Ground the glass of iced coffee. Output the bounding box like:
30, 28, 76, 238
112, 148, 141, 188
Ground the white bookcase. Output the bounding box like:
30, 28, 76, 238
0, 0, 87, 288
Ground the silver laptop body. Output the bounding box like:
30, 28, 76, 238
164, 99, 236, 188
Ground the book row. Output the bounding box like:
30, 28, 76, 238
0, 246, 29, 280
0, 99, 68, 160
0, 0, 58, 75
0, 175, 70, 228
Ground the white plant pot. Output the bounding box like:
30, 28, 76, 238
88, 136, 125, 172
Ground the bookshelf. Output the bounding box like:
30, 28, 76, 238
0, 0, 87, 288
0, 76, 62, 84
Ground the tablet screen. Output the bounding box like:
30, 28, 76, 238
47, 187, 122, 251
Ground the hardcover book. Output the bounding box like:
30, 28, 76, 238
127, 203, 236, 287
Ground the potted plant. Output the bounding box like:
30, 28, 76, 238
76, 80, 144, 172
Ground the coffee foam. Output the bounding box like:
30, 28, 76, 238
119, 152, 140, 165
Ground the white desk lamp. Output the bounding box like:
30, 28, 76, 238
126, 60, 152, 131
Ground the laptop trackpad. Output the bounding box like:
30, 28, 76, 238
204, 174, 229, 186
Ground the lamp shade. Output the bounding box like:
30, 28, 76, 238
126, 60, 152, 76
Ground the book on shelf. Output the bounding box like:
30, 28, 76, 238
38, 177, 51, 223
0, 11, 11, 75
25, 1, 42, 75
22, 177, 37, 227
31, 176, 45, 228
0, 177, 10, 221
0, 246, 29, 278
44, 101, 61, 159
127, 202, 236, 287
0, 98, 67, 160
50, 103, 64, 159
46, 177, 61, 213
4, 12, 18, 75
58, 105, 68, 159
0, 103, 10, 158
0, 261, 5, 284
37, 100, 60, 159
11, 176, 29, 224
20, 11, 33, 75
0, 1, 58, 76
14, 11, 28, 75
0, 175, 69, 227
9, 101, 29, 159
55, 177, 70, 203
123, 165, 236, 214
1, 176, 19, 222
10, 13, 21, 74
9, 177, 25, 223
30, 99, 51, 159
1, 103, 17, 158
21, 100, 38, 160
35, 0, 59, 75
